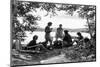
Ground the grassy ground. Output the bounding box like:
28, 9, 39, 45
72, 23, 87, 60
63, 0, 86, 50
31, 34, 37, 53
11, 39, 96, 66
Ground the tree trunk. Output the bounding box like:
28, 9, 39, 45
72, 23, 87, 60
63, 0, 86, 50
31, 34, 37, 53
86, 18, 93, 38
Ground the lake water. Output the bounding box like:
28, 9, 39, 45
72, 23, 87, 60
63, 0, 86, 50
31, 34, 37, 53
21, 31, 91, 45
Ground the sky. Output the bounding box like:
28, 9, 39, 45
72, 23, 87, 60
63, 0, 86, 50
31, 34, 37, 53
28, 8, 87, 29
37, 15, 87, 29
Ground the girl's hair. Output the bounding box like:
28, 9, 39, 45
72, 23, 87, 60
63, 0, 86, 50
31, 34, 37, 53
77, 32, 81, 36
33, 35, 38, 40
59, 24, 62, 26
64, 30, 68, 34
48, 22, 52, 25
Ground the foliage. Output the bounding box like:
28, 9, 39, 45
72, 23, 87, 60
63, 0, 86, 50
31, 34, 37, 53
12, 1, 41, 40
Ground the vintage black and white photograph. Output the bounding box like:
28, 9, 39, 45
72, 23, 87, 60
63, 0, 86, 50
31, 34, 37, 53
11, 0, 96, 66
